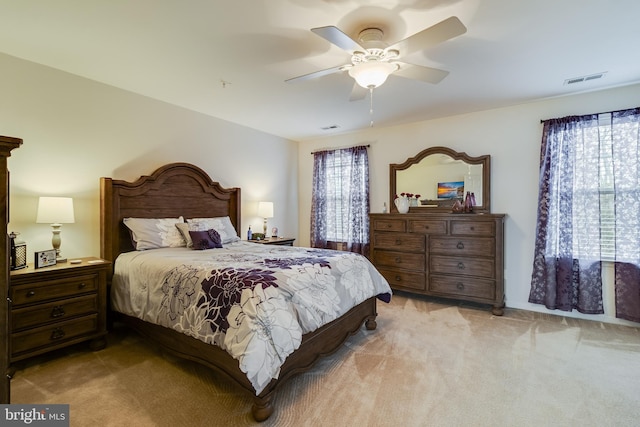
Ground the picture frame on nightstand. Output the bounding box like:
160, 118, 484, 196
34, 249, 56, 268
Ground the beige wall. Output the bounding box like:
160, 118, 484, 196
1, 52, 298, 260
298, 82, 640, 326
4, 49, 639, 326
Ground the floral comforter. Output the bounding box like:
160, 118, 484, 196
111, 242, 392, 394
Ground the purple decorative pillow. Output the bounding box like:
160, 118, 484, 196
188, 229, 223, 250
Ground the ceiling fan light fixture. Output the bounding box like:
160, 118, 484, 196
348, 61, 398, 89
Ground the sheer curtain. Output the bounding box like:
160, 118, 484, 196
310, 145, 370, 256
529, 108, 640, 322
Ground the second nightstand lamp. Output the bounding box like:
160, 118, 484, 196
36, 196, 75, 263
257, 201, 273, 237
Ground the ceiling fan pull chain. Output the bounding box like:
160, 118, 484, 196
369, 87, 374, 127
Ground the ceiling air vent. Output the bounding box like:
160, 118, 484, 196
564, 72, 606, 85
321, 125, 340, 130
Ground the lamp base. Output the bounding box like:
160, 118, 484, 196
56, 256, 67, 263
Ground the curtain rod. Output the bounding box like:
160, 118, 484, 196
310, 144, 370, 154
540, 106, 640, 123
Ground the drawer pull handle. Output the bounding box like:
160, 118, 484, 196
457, 262, 465, 270
395, 239, 402, 245
457, 282, 465, 290
395, 275, 402, 282
395, 257, 402, 264
79, 282, 87, 289
51, 306, 65, 318
456, 242, 464, 249
50, 328, 65, 341
27, 290, 36, 297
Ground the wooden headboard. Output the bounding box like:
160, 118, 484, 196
100, 163, 241, 264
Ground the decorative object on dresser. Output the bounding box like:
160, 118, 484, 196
390, 146, 490, 213
370, 212, 505, 315
8, 257, 110, 371
1, 135, 22, 404
36, 196, 75, 263
249, 237, 295, 246
9, 232, 27, 271
34, 249, 57, 269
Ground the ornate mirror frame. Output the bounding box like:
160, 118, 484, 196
390, 146, 491, 213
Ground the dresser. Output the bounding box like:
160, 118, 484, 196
9, 257, 110, 364
370, 212, 505, 315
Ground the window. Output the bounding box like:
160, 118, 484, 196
529, 107, 640, 322
310, 146, 369, 255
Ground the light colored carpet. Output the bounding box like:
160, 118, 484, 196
10, 292, 640, 427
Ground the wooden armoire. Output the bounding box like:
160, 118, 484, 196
1, 135, 22, 403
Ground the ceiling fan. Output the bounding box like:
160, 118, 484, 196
286, 16, 467, 100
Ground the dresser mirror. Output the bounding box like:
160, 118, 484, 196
390, 146, 490, 213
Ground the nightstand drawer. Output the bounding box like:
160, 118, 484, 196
11, 314, 99, 357
10, 274, 98, 306
11, 294, 98, 331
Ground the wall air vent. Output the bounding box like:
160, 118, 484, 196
564, 72, 607, 85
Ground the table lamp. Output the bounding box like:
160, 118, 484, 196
257, 201, 273, 237
36, 196, 75, 263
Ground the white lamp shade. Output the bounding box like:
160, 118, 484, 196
36, 197, 75, 224
348, 61, 399, 89
257, 201, 274, 218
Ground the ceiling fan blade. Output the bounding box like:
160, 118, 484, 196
349, 83, 368, 101
311, 26, 365, 52
393, 62, 450, 84
389, 16, 466, 55
285, 65, 345, 83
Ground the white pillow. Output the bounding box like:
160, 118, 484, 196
123, 216, 185, 250
186, 216, 240, 244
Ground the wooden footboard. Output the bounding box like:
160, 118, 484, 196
117, 296, 378, 421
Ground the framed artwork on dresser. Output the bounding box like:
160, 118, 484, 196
34, 249, 56, 268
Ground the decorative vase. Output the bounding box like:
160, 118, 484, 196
394, 196, 410, 214
464, 192, 473, 213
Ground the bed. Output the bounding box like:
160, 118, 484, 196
99, 162, 391, 421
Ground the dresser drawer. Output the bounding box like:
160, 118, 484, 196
373, 232, 425, 251
378, 268, 426, 291
450, 220, 495, 236
430, 255, 495, 279
429, 237, 495, 257
373, 218, 406, 232
429, 275, 496, 300
10, 274, 98, 306
409, 220, 447, 234
11, 295, 98, 331
11, 315, 99, 357
373, 250, 426, 271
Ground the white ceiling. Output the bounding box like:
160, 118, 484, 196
1, 0, 639, 141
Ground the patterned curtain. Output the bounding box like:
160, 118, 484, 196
529, 108, 640, 322
310, 145, 370, 256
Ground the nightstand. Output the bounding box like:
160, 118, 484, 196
249, 237, 295, 246
9, 257, 110, 365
